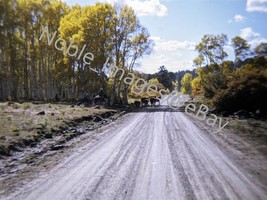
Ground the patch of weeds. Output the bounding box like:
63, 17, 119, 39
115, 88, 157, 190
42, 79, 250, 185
41, 118, 48, 129
12, 103, 20, 109
21, 123, 28, 131
28, 118, 33, 124
69, 109, 75, 114
12, 126, 20, 133
22, 102, 30, 110
0, 102, 8, 110
0, 135, 6, 140
48, 103, 52, 108
6, 115, 13, 121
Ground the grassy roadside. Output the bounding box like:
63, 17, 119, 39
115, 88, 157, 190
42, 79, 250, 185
0, 102, 118, 157
225, 118, 267, 153
226, 118, 267, 137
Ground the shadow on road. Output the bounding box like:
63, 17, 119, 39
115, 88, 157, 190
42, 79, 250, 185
116, 105, 185, 113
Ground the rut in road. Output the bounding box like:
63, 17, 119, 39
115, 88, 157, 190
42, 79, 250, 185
5, 109, 267, 200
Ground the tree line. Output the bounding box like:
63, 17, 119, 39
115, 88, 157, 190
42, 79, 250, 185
1, 0, 266, 114
179, 34, 267, 116
0, 0, 153, 104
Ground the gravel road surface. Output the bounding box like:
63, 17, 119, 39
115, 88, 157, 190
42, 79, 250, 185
3, 108, 267, 200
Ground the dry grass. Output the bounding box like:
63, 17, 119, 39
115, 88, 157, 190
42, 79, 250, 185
227, 118, 267, 137
0, 102, 115, 139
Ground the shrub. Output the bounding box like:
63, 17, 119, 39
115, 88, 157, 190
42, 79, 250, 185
12, 103, 20, 109
22, 102, 30, 110
41, 118, 48, 129
6, 115, 13, 121
213, 57, 267, 116
12, 126, 20, 132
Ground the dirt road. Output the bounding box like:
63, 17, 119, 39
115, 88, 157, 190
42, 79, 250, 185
3, 108, 267, 200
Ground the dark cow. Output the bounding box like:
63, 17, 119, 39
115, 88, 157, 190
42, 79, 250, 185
141, 97, 149, 106
94, 95, 102, 105
94, 88, 107, 105
134, 101, 141, 107
150, 96, 160, 106
77, 96, 92, 107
